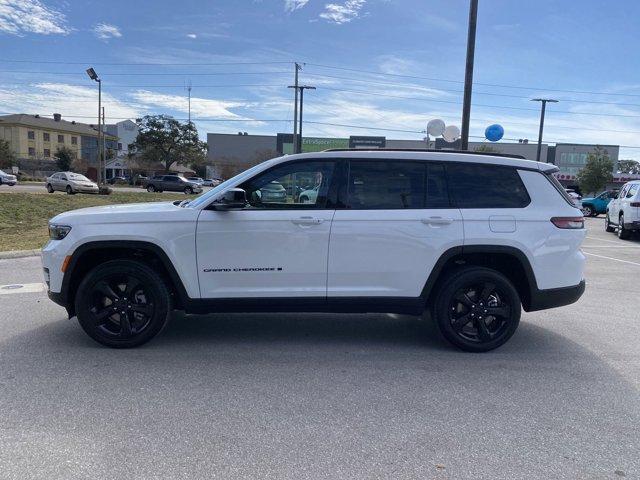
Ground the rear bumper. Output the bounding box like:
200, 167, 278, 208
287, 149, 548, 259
526, 280, 585, 312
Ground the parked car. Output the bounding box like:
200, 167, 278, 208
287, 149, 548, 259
565, 189, 583, 209
43, 150, 586, 351
107, 176, 128, 185
0, 169, 17, 186
46, 172, 99, 194
298, 186, 319, 204
202, 178, 221, 187
605, 181, 640, 239
255, 181, 287, 203
186, 177, 205, 185
133, 175, 148, 186
581, 190, 618, 217
145, 175, 203, 194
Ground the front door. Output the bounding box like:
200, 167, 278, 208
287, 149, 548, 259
196, 159, 338, 298
328, 160, 463, 298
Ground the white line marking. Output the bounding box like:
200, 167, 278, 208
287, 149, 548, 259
585, 236, 632, 245
584, 252, 640, 267
0, 283, 46, 295
582, 245, 640, 248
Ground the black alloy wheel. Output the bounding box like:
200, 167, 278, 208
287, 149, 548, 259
433, 267, 521, 352
75, 260, 171, 348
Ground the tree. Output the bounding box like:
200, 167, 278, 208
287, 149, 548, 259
129, 115, 208, 173
54, 146, 76, 171
617, 159, 640, 175
0, 140, 16, 169
577, 146, 614, 195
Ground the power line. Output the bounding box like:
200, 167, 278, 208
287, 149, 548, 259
0, 59, 294, 66
0, 70, 291, 76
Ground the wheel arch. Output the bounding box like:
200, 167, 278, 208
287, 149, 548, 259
61, 240, 190, 316
422, 245, 538, 312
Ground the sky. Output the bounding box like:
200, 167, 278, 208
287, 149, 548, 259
1, 0, 640, 159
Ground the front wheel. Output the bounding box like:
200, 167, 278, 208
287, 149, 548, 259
184, 186, 193, 195
75, 260, 171, 348
147, 185, 156, 192
65, 185, 75, 195
605, 214, 615, 232
581, 205, 594, 217
432, 267, 521, 352
46, 184, 54, 193
618, 214, 631, 240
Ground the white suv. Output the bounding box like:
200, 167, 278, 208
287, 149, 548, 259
605, 181, 640, 239
42, 150, 586, 352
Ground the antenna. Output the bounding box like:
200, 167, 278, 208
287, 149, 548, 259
185, 80, 192, 123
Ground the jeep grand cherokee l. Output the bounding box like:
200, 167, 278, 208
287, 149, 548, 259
42, 150, 586, 352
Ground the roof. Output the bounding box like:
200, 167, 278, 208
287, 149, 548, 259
278, 149, 557, 172
0, 114, 117, 139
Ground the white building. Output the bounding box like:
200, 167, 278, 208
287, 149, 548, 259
104, 119, 138, 179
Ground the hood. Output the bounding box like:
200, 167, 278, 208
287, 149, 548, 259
50, 201, 185, 225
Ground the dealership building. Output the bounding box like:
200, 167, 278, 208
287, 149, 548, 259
207, 132, 627, 188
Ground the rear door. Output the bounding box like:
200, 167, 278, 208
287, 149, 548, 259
609, 185, 627, 221
327, 159, 463, 298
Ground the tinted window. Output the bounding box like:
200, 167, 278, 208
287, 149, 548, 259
164, 176, 180, 182
347, 161, 425, 209
627, 185, 639, 198
426, 163, 450, 208
240, 160, 335, 209
447, 163, 530, 208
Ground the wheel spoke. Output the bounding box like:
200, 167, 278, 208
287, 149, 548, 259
119, 314, 132, 337
451, 313, 472, 331
124, 276, 142, 296
92, 307, 113, 323
131, 304, 152, 316
454, 292, 474, 308
486, 305, 510, 318
96, 281, 119, 301
479, 283, 496, 302
476, 318, 492, 342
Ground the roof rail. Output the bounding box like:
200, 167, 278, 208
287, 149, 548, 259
322, 148, 527, 160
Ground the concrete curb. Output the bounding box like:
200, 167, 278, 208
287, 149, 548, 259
0, 249, 41, 260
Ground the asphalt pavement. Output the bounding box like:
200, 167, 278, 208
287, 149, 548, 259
0, 217, 638, 479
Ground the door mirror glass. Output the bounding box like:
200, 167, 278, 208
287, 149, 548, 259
212, 188, 247, 210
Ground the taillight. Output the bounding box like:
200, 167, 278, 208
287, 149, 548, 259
631, 202, 640, 207
551, 217, 584, 229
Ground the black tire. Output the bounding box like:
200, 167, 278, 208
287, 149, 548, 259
618, 214, 631, 240
582, 205, 594, 217
184, 186, 193, 195
432, 267, 521, 352
65, 185, 75, 195
147, 185, 156, 192
75, 260, 171, 348
605, 214, 615, 232
299, 195, 309, 204
46, 183, 54, 193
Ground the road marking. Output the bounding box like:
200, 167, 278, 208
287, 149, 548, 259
585, 236, 637, 245
0, 283, 46, 295
582, 245, 640, 248
584, 252, 640, 267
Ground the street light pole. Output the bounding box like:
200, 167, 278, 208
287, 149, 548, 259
288, 63, 302, 153
102, 106, 106, 182
86, 67, 102, 183
297, 85, 315, 154
531, 98, 558, 162
460, 0, 478, 151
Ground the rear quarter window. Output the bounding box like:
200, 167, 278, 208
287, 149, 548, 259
445, 163, 530, 208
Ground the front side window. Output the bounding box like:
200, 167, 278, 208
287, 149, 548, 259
240, 160, 335, 209
446, 163, 530, 209
347, 160, 425, 209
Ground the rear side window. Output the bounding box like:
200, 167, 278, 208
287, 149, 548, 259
446, 163, 530, 208
347, 161, 425, 209
626, 185, 639, 198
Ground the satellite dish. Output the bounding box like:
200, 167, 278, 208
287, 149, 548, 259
443, 125, 460, 143
426, 119, 446, 137
485, 124, 504, 142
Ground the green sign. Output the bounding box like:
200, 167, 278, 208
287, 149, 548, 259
281, 136, 349, 154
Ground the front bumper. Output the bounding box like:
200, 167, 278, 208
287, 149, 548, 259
526, 280, 585, 312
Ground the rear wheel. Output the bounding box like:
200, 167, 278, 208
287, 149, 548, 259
432, 267, 521, 352
75, 260, 171, 348
605, 214, 615, 232
618, 214, 631, 239
147, 185, 156, 192
46, 184, 54, 193
65, 185, 75, 195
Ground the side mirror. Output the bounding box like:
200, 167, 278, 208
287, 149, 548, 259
211, 188, 247, 210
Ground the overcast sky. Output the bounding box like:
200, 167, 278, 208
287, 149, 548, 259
1, 0, 639, 159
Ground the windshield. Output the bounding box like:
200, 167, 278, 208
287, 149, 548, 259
187, 161, 274, 209
68, 173, 91, 182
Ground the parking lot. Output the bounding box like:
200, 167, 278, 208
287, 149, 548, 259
0, 217, 637, 479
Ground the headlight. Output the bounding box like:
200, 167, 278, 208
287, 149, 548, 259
49, 224, 72, 240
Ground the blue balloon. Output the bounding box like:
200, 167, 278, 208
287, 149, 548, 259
485, 124, 504, 142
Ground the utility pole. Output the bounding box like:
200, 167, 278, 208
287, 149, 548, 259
297, 86, 316, 153
531, 98, 558, 162
460, 0, 478, 151
288, 63, 301, 153
102, 106, 107, 181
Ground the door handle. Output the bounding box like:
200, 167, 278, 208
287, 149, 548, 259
421, 217, 454, 226
291, 217, 324, 226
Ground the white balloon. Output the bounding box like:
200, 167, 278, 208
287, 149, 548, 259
443, 125, 460, 143
426, 119, 446, 137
